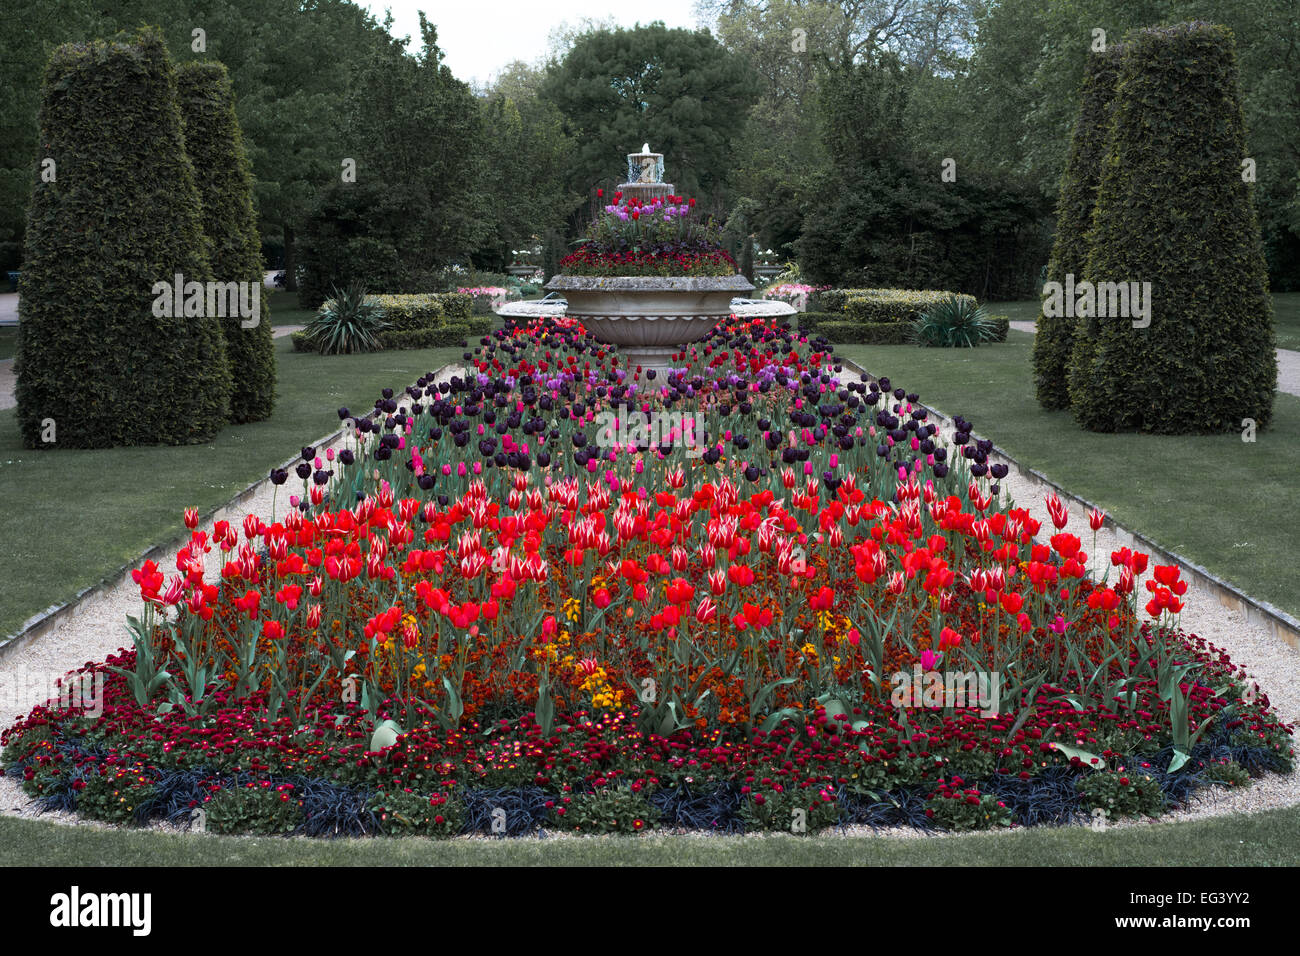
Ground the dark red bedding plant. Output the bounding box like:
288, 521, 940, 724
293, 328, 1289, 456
2, 316, 1292, 836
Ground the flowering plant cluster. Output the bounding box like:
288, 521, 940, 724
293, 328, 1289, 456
561, 190, 736, 277
763, 282, 828, 310
456, 286, 509, 300
2, 316, 1291, 837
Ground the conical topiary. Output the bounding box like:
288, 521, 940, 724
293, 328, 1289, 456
15, 29, 232, 448
177, 60, 277, 423
1067, 22, 1276, 434
1032, 47, 1122, 411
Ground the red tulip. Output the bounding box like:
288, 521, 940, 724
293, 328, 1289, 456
666, 577, 695, 605
809, 586, 835, 611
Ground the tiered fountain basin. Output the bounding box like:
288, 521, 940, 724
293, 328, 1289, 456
544, 273, 754, 373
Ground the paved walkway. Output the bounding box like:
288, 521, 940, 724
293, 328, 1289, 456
0, 293, 17, 326
1011, 320, 1300, 398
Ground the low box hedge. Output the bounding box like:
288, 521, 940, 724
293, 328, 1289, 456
364, 293, 473, 330
797, 311, 834, 333
803, 305, 1006, 346
815, 320, 914, 345
843, 290, 978, 324
376, 319, 491, 350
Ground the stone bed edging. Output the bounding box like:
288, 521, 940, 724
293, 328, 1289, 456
0, 362, 461, 663
837, 355, 1300, 651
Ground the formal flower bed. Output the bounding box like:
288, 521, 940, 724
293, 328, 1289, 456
559, 191, 738, 277
2, 317, 1291, 837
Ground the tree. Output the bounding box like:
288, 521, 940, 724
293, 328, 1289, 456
711, 0, 837, 256
699, 0, 980, 70
177, 60, 276, 423
1067, 23, 1276, 433
296, 15, 488, 306
957, 0, 1300, 289
473, 67, 579, 268
15, 29, 231, 448
540, 23, 759, 208
795, 52, 1049, 298
1032, 47, 1121, 410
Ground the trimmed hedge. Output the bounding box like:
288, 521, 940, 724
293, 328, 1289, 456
15, 30, 231, 448
1033, 48, 1122, 411
809, 288, 976, 323
797, 311, 832, 333
844, 290, 977, 324
177, 61, 276, 424
801, 290, 996, 346
375, 320, 491, 350
363, 293, 473, 330
816, 314, 1008, 348
816, 320, 913, 345
1067, 23, 1277, 434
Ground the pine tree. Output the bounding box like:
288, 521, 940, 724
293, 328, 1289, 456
16, 29, 231, 448
1067, 23, 1275, 434
177, 60, 276, 423
1032, 48, 1122, 411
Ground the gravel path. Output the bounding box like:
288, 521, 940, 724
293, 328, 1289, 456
1, 364, 1296, 841
1009, 319, 1300, 397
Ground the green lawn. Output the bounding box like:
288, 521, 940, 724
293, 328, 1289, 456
267, 288, 315, 327
838, 330, 1300, 618
985, 292, 1300, 351
983, 299, 1043, 325
1, 803, 1296, 866
0, 326, 14, 361
0, 335, 460, 639
1274, 292, 1300, 351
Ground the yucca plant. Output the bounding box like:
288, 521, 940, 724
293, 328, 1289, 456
303, 284, 388, 355
912, 296, 997, 348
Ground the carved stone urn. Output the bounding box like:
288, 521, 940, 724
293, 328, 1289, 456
544, 273, 755, 373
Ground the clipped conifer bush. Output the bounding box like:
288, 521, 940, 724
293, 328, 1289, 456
1067, 23, 1276, 434
1033, 48, 1122, 410
15, 30, 231, 448
177, 60, 276, 423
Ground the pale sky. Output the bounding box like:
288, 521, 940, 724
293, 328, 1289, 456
361, 0, 709, 88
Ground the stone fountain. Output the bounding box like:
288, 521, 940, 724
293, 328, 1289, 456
545, 146, 753, 376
